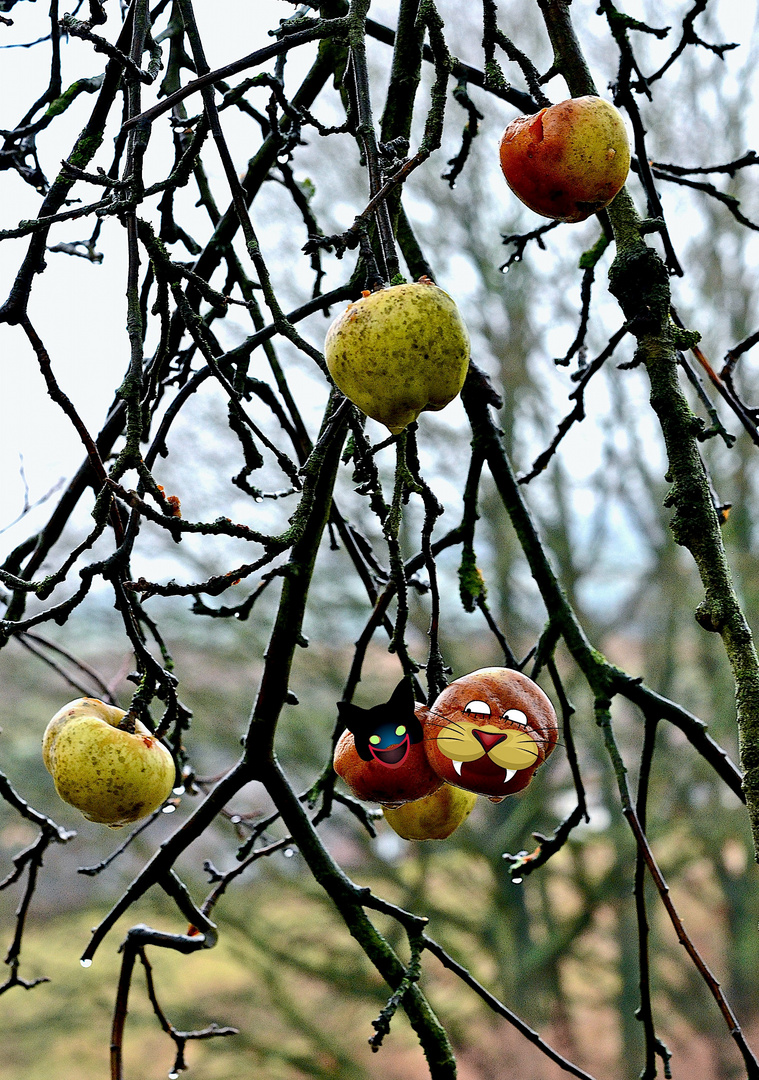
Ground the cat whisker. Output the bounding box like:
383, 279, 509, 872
420, 716, 451, 730
425, 719, 467, 735
528, 734, 564, 750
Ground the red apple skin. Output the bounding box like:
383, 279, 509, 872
424, 668, 559, 799
499, 96, 630, 223
333, 703, 443, 807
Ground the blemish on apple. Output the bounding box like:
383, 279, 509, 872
42, 698, 175, 827
499, 95, 630, 223
324, 279, 470, 434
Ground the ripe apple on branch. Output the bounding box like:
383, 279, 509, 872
42, 697, 176, 828
499, 96, 631, 222
324, 277, 471, 435
382, 784, 478, 841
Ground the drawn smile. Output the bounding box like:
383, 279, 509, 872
369, 737, 410, 769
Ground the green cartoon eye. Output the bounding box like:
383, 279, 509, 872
395, 726, 406, 737
369, 734, 381, 745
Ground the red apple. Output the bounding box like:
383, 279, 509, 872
424, 668, 558, 799
333, 701, 443, 807
499, 96, 630, 222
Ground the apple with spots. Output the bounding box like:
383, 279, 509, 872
499, 96, 630, 222
42, 697, 176, 827
324, 277, 470, 435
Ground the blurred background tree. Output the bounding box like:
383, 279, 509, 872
1, 1, 759, 1078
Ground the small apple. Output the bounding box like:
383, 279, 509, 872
333, 697, 443, 807
382, 784, 478, 841
324, 279, 470, 435
42, 697, 176, 827
499, 96, 630, 222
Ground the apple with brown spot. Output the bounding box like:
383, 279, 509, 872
324, 278, 470, 435
42, 697, 176, 827
499, 96, 630, 223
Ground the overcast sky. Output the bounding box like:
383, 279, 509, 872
2, 1, 757, 572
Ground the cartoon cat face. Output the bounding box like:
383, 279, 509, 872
333, 670, 558, 808
424, 668, 558, 799
337, 678, 425, 768
333, 679, 442, 806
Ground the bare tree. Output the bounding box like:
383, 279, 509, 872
2, 1, 759, 1077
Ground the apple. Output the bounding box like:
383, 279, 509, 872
324, 279, 470, 435
333, 700, 443, 807
382, 784, 478, 841
42, 697, 176, 827
499, 96, 630, 222
424, 668, 558, 799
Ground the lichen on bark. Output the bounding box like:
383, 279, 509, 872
538, 0, 759, 862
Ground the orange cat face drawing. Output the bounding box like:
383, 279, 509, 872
424, 668, 558, 799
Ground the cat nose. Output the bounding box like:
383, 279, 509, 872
473, 730, 506, 752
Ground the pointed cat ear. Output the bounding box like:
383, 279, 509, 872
337, 699, 360, 733
388, 677, 415, 713
388, 678, 424, 743
337, 700, 373, 760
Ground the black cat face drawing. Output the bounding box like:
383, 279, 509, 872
337, 679, 424, 769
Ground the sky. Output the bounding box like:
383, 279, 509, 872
0, 2, 313, 562
1, 0, 758, 581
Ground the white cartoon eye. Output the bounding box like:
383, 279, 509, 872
504, 709, 528, 725
463, 700, 491, 716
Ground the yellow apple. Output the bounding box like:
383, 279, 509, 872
499, 96, 630, 222
382, 783, 478, 841
42, 697, 176, 827
324, 279, 470, 435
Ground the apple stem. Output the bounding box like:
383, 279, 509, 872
118, 711, 137, 734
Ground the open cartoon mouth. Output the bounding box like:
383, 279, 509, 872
450, 755, 517, 788
369, 739, 410, 768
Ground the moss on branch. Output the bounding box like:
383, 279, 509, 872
533, 0, 759, 859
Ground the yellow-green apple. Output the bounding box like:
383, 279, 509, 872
324, 279, 470, 435
382, 783, 478, 841
42, 697, 175, 827
499, 96, 630, 222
